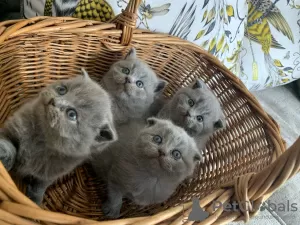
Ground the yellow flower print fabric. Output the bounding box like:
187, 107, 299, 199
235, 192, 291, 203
22, 0, 300, 90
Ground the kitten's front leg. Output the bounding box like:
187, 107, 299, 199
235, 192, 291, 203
0, 129, 17, 171
24, 177, 51, 205
102, 182, 123, 218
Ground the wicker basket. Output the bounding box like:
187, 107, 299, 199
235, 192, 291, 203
0, 0, 298, 224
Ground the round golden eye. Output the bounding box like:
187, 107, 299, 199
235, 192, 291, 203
172, 150, 182, 160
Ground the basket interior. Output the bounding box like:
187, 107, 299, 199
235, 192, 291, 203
0, 32, 275, 220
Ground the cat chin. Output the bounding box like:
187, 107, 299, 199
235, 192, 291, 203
123, 85, 134, 97
184, 118, 202, 134
185, 117, 194, 126
158, 158, 173, 173
118, 90, 131, 99
119, 88, 141, 100
124, 84, 135, 92
187, 129, 199, 137
147, 158, 172, 174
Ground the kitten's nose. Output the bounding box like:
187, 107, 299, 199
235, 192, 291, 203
158, 149, 165, 157
186, 111, 191, 117
125, 77, 131, 83
48, 98, 56, 106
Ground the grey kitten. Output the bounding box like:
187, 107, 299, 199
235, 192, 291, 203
157, 79, 226, 151
101, 48, 167, 124
0, 68, 117, 204
92, 117, 201, 218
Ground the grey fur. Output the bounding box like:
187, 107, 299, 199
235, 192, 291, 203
0, 69, 117, 204
147, 93, 169, 117
157, 79, 226, 151
101, 48, 167, 124
52, 0, 80, 16
92, 118, 201, 218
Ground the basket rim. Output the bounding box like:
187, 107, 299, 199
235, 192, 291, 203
0, 15, 288, 225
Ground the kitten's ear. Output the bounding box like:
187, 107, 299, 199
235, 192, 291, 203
125, 48, 137, 60
154, 79, 168, 93
192, 79, 207, 89
95, 123, 117, 143
147, 117, 159, 126
81, 68, 91, 80
213, 116, 226, 130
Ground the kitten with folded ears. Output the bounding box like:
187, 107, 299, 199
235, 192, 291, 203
101, 48, 167, 124
157, 79, 226, 152
92, 117, 202, 218
0, 68, 117, 204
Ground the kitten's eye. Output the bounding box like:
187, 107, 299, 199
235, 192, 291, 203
197, 115, 203, 122
136, 80, 144, 88
153, 135, 162, 144
122, 68, 130, 75
171, 150, 182, 160
56, 85, 67, 95
188, 99, 194, 107
66, 108, 77, 121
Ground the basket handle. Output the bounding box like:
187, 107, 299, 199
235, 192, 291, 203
111, 0, 142, 45
216, 136, 300, 223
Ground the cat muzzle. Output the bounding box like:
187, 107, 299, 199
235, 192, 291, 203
158, 149, 165, 157
159, 158, 172, 172
185, 118, 194, 128
124, 84, 134, 95
125, 77, 131, 83
48, 98, 56, 107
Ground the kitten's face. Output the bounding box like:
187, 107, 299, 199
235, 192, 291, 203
136, 118, 201, 176
103, 48, 166, 103
38, 71, 117, 156
169, 80, 225, 136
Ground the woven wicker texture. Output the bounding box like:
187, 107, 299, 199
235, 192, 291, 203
0, 0, 290, 224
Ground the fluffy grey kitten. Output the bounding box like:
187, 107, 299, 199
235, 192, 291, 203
157, 79, 226, 151
0, 68, 117, 204
101, 48, 167, 124
92, 117, 201, 218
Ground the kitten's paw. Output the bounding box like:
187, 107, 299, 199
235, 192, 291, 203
0, 140, 16, 171
25, 182, 46, 205
0, 155, 14, 171
26, 190, 43, 205
102, 201, 121, 218
27, 193, 43, 205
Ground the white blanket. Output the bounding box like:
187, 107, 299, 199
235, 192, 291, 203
253, 84, 300, 147
232, 84, 300, 225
